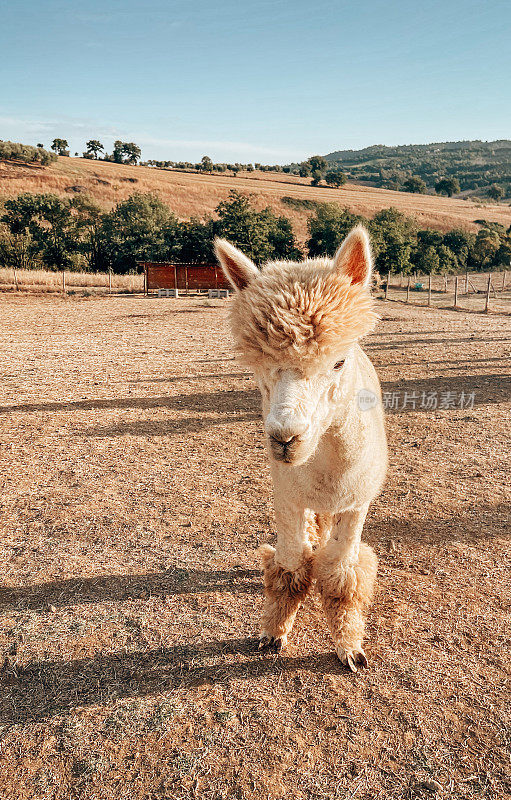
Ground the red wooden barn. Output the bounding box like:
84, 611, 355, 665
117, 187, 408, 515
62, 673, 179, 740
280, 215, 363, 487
140, 262, 230, 294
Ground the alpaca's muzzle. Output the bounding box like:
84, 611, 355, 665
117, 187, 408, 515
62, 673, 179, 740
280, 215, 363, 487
269, 432, 302, 463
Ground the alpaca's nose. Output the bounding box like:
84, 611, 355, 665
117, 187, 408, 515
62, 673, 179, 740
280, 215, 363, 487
270, 432, 299, 447
265, 416, 309, 444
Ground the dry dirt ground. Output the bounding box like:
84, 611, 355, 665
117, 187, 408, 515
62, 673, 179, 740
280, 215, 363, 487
0, 294, 509, 800
1, 157, 510, 240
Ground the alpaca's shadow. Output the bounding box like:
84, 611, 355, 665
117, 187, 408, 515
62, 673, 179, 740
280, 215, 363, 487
0, 566, 261, 612
2, 365, 508, 428
0, 389, 260, 416
0, 638, 346, 725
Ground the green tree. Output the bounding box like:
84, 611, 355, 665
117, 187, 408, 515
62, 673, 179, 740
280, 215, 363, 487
200, 155, 214, 173
261, 212, 302, 261
112, 140, 124, 163
369, 208, 416, 274
175, 218, 216, 263
51, 138, 69, 156
215, 190, 301, 263
2, 192, 79, 270
417, 245, 440, 274
437, 244, 458, 273
488, 184, 504, 201
307, 204, 363, 257
85, 139, 104, 159
111, 140, 141, 165
442, 229, 473, 268
299, 162, 311, 178
101, 192, 176, 273
35, 194, 78, 269
122, 142, 141, 165
435, 177, 460, 197
495, 239, 511, 265
471, 228, 500, 268
70, 195, 108, 271
309, 155, 327, 173
0, 224, 38, 272
417, 229, 443, 249
310, 169, 323, 186
325, 170, 347, 188
402, 176, 427, 194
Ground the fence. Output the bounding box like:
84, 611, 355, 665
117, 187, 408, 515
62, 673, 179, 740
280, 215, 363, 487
383, 269, 511, 314
0, 266, 143, 294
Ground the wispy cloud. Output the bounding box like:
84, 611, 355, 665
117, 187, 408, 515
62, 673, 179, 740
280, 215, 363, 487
0, 115, 122, 138
133, 133, 297, 160
0, 115, 300, 161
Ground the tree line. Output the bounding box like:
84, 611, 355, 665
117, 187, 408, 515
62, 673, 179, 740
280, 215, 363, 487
36, 138, 289, 174
307, 204, 511, 274
0, 190, 509, 277
46, 138, 143, 165
0, 190, 300, 274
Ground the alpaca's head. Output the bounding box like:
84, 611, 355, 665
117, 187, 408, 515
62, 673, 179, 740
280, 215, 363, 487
215, 226, 378, 466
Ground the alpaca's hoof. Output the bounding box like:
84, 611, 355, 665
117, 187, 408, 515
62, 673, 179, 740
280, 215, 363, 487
336, 646, 368, 673
258, 634, 287, 652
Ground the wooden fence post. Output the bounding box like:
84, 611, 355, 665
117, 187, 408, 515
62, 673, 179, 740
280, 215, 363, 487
406, 274, 411, 303
454, 275, 459, 308
62, 270, 66, 294
428, 273, 432, 306
485, 273, 491, 312
502, 271, 506, 292
108, 270, 112, 294
385, 272, 390, 300
465, 271, 469, 294
13, 268, 19, 291
444, 275, 448, 293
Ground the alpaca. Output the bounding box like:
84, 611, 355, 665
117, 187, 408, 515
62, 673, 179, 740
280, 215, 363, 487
215, 227, 388, 671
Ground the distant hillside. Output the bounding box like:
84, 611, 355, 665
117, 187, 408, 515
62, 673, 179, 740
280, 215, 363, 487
323, 140, 511, 196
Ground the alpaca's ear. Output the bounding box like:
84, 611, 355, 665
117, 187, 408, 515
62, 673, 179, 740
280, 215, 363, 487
214, 238, 258, 291
332, 225, 372, 289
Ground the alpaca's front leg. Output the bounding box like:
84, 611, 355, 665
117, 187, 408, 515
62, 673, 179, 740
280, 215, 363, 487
258, 498, 314, 651
314, 505, 377, 671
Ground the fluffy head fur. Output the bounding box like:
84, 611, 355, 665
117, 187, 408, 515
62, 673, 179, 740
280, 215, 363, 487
230, 259, 377, 370
216, 226, 378, 372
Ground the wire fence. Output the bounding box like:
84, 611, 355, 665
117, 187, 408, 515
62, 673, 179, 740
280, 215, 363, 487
0, 267, 144, 294
383, 269, 511, 314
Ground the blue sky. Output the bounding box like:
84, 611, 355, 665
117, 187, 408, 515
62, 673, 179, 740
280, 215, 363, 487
1, 0, 509, 163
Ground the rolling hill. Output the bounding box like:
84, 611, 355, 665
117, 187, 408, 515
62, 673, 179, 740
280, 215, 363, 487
0, 155, 510, 243
321, 139, 511, 195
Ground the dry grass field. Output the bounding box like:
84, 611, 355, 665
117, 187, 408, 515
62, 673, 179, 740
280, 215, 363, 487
0, 293, 510, 799
0, 267, 143, 294
1, 157, 510, 241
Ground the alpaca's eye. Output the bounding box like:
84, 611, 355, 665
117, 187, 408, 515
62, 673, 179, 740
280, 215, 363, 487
333, 360, 345, 370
